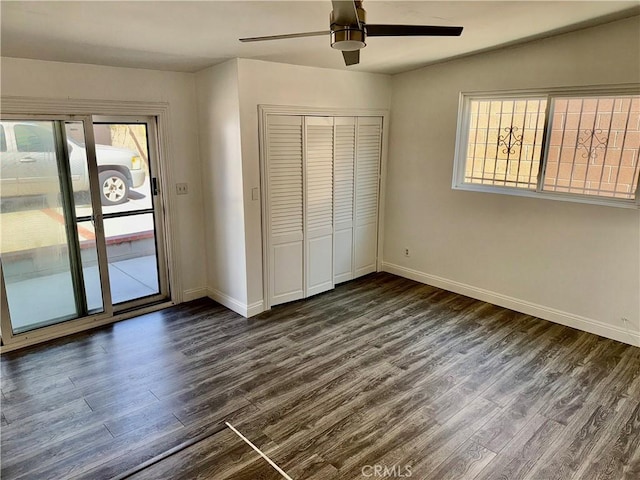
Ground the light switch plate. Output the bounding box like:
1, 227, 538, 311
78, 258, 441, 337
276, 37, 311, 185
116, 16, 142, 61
251, 187, 259, 201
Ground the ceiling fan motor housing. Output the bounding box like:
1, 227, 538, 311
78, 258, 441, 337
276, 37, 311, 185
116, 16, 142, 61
330, 6, 366, 51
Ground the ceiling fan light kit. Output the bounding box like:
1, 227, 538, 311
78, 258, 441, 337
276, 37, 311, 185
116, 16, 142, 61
239, 0, 463, 66
331, 29, 366, 51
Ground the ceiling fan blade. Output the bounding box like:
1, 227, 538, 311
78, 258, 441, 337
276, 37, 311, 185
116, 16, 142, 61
240, 30, 329, 42
331, 0, 361, 26
366, 24, 463, 37
342, 49, 360, 66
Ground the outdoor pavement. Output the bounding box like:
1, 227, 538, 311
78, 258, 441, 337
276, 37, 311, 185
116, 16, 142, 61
5, 255, 159, 333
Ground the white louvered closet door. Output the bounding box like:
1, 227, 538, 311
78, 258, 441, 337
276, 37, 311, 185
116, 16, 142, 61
354, 117, 382, 277
333, 117, 356, 284
267, 115, 304, 306
304, 117, 334, 297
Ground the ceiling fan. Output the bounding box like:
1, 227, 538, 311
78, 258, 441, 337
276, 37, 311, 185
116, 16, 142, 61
239, 0, 463, 66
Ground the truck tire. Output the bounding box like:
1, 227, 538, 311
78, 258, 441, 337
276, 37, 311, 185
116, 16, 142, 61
99, 170, 130, 205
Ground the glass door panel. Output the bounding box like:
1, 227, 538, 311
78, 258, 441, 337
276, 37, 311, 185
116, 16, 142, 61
94, 122, 152, 214
92, 119, 168, 308
0, 119, 105, 334
104, 213, 160, 304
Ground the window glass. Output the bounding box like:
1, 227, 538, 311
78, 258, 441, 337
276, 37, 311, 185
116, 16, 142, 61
542, 96, 640, 200
15, 124, 55, 152
464, 98, 546, 189
0, 125, 6, 152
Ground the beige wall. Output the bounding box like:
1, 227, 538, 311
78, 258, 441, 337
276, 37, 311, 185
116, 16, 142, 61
384, 16, 640, 346
0, 57, 207, 300
3, 17, 638, 346
195, 59, 248, 307
236, 58, 392, 309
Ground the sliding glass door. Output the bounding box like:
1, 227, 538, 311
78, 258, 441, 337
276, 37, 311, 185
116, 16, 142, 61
0, 114, 169, 342
0, 116, 110, 334
90, 117, 169, 310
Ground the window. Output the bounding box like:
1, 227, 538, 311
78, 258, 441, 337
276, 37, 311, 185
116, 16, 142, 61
454, 88, 640, 207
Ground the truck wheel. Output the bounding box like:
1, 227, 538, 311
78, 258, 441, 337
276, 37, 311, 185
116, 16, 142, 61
99, 170, 129, 205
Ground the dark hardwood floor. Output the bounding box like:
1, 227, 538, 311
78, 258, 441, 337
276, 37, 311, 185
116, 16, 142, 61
1, 272, 639, 479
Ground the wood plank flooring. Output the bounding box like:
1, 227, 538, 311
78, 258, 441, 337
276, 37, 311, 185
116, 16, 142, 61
1, 272, 639, 479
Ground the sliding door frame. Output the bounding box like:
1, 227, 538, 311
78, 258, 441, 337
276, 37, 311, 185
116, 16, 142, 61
0, 97, 180, 352
258, 105, 389, 311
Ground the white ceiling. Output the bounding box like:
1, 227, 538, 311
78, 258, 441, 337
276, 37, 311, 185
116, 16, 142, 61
1, 1, 638, 75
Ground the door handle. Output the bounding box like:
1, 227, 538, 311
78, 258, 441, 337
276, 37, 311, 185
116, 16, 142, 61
20, 157, 36, 163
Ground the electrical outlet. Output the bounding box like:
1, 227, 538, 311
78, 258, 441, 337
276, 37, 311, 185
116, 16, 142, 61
404, 248, 410, 257
176, 183, 188, 195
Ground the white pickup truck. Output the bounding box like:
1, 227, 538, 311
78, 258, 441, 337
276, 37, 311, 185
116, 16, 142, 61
0, 121, 145, 205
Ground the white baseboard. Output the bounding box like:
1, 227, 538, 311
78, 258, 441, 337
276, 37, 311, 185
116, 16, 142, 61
206, 289, 264, 318
247, 300, 265, 317
382, 262, 640, 348
182, 287, 208, 302
207, 288, 250, 317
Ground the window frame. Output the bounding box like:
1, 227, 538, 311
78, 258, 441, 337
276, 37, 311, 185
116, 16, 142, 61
452, 85, 640, 209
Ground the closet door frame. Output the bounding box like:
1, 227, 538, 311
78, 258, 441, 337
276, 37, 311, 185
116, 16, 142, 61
259, 105, 389, 311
